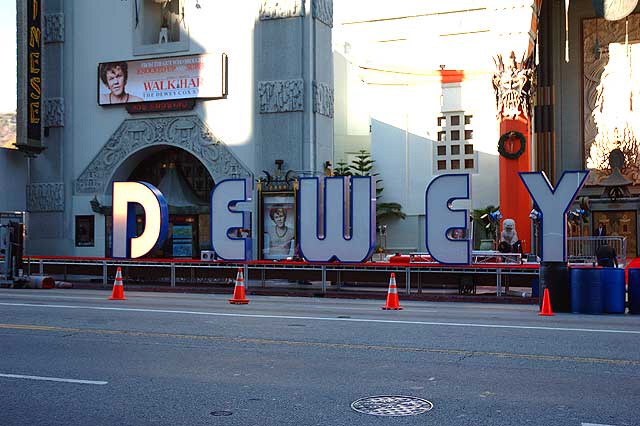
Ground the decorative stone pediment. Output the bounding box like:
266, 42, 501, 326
74, 115, 252, 195
259, 0, 304, 20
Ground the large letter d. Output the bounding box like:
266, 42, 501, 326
112, 181, 168, 258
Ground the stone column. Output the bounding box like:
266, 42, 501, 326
491, 0, 541, 253
23, 0, 69, 255
493, 52, 534, 253
256, 0, 334, 176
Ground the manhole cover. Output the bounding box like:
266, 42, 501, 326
351, 396, 433, 416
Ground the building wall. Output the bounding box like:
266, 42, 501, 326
334, 52, 500, 252
68, 1, 258, 178
23, 0, 558, 257
553, 0, 592, 176
551, 0, 640, 256
333, 51, 371, 160
0, 150, 26, 212
371, 77, 499, 252
331, 2, 504, 252
63, 1, 259, 257
551, 0, 640, 175
21, 0, 335, 258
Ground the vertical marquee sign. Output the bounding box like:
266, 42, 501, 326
27, 0, 42, 141
16, 0, 44, 155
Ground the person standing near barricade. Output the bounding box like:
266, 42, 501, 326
595, 243, 618, 267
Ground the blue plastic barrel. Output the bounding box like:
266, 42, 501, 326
601, 268, 625, 314
570, 268, 587, 313
570, 268, 604, 314
629, 269, 640, 314
531, 277, 539, 298
570, 269, 585, 313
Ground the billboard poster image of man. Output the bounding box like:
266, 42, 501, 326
99, 62, 143, 104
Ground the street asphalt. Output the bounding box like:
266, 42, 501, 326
0, 288, 639, 426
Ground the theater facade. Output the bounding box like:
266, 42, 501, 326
6, 0, 334, 259
2, 0, 639, 259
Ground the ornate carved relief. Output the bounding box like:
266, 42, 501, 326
492, 52, 534, 119
259, 0, 304, 20
43, 98, 64, 127
583, 16, 640, 185
44, 13, 64, 43
598, 0, 639, 21
312, 0, 333, 27
258, 79, 304, 113
75, 116, 252, 195
27, 183, 64, 212
312, 81, 334, 118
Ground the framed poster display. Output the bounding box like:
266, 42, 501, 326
75, 216, 95, 247
172, 224, 193, 258
260, 193, 296, 260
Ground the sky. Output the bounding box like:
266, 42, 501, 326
0, 1, 17, 113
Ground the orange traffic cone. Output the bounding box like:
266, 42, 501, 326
229, 268, 249, 304
382, 273, 403, 310
109, 267, 127, 300
539, 288, 554, 316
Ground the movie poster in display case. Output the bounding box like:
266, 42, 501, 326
260, 194, 296, 260
172, 224, 193, 258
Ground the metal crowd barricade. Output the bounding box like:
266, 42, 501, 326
567, 236, 627, 266
21, 256, 540, 297
409, 251, 523, 264
472, 251, 521, 264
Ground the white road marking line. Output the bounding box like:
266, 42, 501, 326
0, 292, 433, 309
0, 373, 107, 385
0, 293, 105, 301
0, 294, 437, 311
0, 291, 494, 311
1, 302, 640, 335
581, 423, 616, 426
306, 305, 438, 312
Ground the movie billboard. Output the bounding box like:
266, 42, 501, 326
97, 53, 227, 105
0, 0, 17, 149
